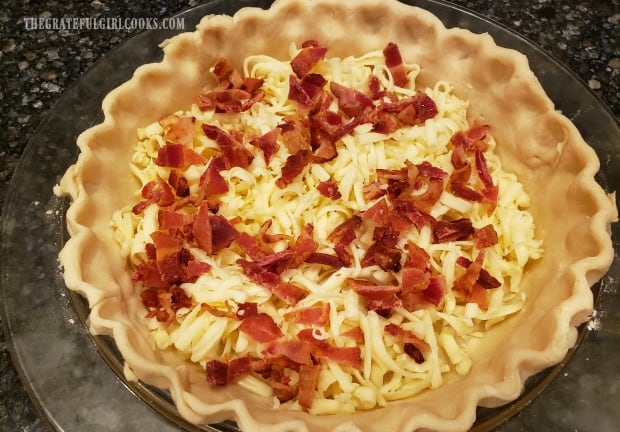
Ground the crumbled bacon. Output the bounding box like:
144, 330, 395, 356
285, 303, 330, 326
433, 218, 475, 243
456, 256, 501, 290
330, 82, 373, 117
288, 224, 319, 268
199, 156, 229, 197
276, 150, 313, 189
474, 224, 499, 249
206, 356, 252, 386
132, 178, 176, 214
163, 116, 196, 145
167, 170, 190, 197
265, 339, 314, 366
346, 278, 401, 300
384, 323, 430, 354
382, 42, 408, 87
298, 364, 321, 409
238, 313, 283, 343
452, 251, 488, 309
155, 144, 206, 168
327, 215, 362, 267
291, 41, 328, 78
250, 128, 280, 164
192, 202, 213, 254
304, 252, 344, 268
237, 259, 307, 305
297, 329, 362, 369
317, 180, 341, 200
202, 124, 254, 169
209, 215, 239, 253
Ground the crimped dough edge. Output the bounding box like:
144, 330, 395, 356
57, 0, 617, 431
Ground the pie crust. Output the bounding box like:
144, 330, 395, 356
57, 0, 617, 430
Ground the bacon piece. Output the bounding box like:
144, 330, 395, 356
210, 215, 239, 253
237, 259, 307, 305
199, 156, 229, 197
276, 150, 312, 189
342, 326, 365, 344
133, 260, 166, 288
404, 242, 430, 270
202, 124, 254, 169
297, 330, 362, 369
383, 42, 408, 87
141, 285, 192, 323
206, 359, 229, 385
363, 181, 387, 201
346, 278, 401, 300
288, 74, 328, 107
254, 250, 295, 274
206, 356, 252, 386
155, 144, 206, 168
265, 340, 314, 366
363, 198, 389, 225
404, 343, 425, 364
304, 252, 344, 268
451, 122, 491, 152
164, 116, 196, 145
330, 82, 374, 118
185, 260, 211, 281
158, 209, 193, 231
132, 178, 176, 214
250, 128, 280, 164
400, 267, 430, 311
424, 275, 445, 306
456, 256, 501, 289
392, 199, 434, 230
285, 303, 330, 326
236, 302, 259, 319
192, 202, 213, 254
411, 177, 444, 213
211, 58, 244, 89
362, 225, 402, 271
298, 364, 321, 409
291, 43, 328, 78
238, 313, 282, 343
151, 231, 184, 284
236, 231, 273, 260
368, 75, 384, 100
452, 251, 485, 302
167, 170, 190, 197
288, 224, 319, 268
279, 117, 311, 154
317, 180, 341, 200
327, 215, 362, 267
474, 224, 498, 249
433, 218, 475, 243
384, 323, 430, 354
197, 88, 265, 113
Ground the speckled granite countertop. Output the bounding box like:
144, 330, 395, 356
1, 1, 618, 431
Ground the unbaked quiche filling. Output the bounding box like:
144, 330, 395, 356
111, 40, 543, 413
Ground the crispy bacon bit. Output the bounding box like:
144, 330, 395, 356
384, 323, 430, 354
151, 231, 184, 284
456, 256, 501, 289
236, 231, 273, 260
383, 42, 408, 87
192, 202, 213, 254
404, 343, 425, 364
317, 180, 341, 200
202, 124, 254, 169
411, 177, 445, 213
167, 170, 190, 197
279, 117, 311, 154
288, 74, 328, 106
392, 199, 434, 230
199, 156, 229, 197
285, 303, 330, 326
132, 178, 176, 214
363, 198, 389, 225
238, 313, 283, 343
155, 144, 206, 168
250, 128, 280, 164
400, 267, 430, 311
164, 116, 196, 145
433, 218, 475, 243
304, 252, 344, 268
291, 42, 328, 78
265, 340, 314, 366
474, 224, 499, 249
212, 58, 244, 89
327, 215, 362, 267
237, 259, 307, 305
276, 150, 312, 189
342, 326, 365, 344
363, 181, 386, 201
288, 224, 319, 268
210, 215, 239, 253
330, 82, 374, 117
297, 329, 362, 369
452, 251, 486, 306
141, 285, 192, 323
298, 364, 321, 409
236, 302, 259, 319
254, 250, 295, 274
346, 278, 401, 300
206, 356, 252, 386
405, 242, 430, 270
158, 209, 193, 230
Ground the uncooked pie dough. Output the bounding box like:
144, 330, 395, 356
57, 0, 617, 431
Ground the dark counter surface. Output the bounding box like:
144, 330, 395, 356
1, 1, 618, 431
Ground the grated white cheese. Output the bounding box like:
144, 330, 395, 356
112, 44, 543, 413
